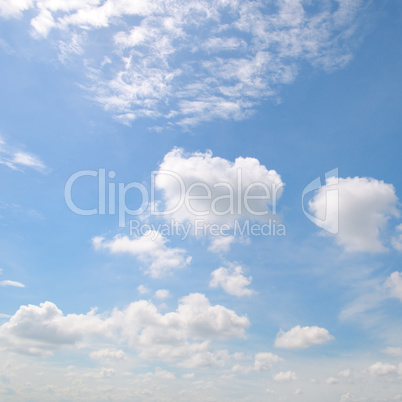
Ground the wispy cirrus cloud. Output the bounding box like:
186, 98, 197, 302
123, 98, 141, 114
0, 0, 366, 126
0, 280, 25, 288
0, 139, 46, 173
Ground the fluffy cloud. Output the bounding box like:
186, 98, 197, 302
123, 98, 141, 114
0, 293, 249, 363
93, 231, 192, 278
274, 325, 334, 349
209, 264, 256, 297
0, 301, 108, 356
0, 0, 365, 126
273, 370, 297, 382
0, 280, 25, 288
154, 148, 283, 229
368, 362, 397, 376
309, 177, 399, 252
384, 272, 402, 301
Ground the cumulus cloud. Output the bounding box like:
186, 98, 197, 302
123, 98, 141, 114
368, 362, 397, 376
274, 325, 334, 349
209, 264, 256, 297
92, 231, 192, 278
273, 370, 297, 382
0, 294, 249, 363
309, 176, 399, 252
154, 148, 283, 232
384, 272, 402, 301
1, 1, 365, 125
0, 280, 25, 288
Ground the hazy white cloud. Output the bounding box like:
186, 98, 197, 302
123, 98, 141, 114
154, 148, 283, 231
274, 325, 334, 349
309, 177, 399, 252
0, 294, 249, 363
210, 264, 256, 297
273, 370, 297, 382
385, 272, 402, 302
137, 285, 150, 295
89, 348, 127, 362
326, 376, 339, 384
254, 352, 283, 371
338, 369, 351, 378
0, 139, 46, 172
0, 0, 365, 126
154, 289, 170, 300
208, 235, 236, 253
93, 231, 192, 278
383, 347, 402, 357
0, 280, 25, 288
368, 362, 397, 377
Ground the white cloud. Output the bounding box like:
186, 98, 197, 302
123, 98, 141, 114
154, 289, 170, 300
368, 362, 397, 376
0, 293, 249, 363
208, 235, 235, 253
385, 272, 402, 301
0, 280, 25, 288
273, 370, 297, 382
294, 388, 303, 395
209, 264, 256, 297
137, 285, 150, 295
383, 347, 402, 357
274, 325, 334, 349
89, 348, 127, 362
0, 0, 33, 19
254, 352, 283, 371
326, 376, 339, 384
93, 231, 192, 278
338, 369, 351, 378
1, 0, 365, 126
154, 148, 283, 231
0, 140, 46, 173
309, 177, 399, 252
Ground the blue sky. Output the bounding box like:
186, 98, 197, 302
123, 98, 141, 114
0, 0, 402, 401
